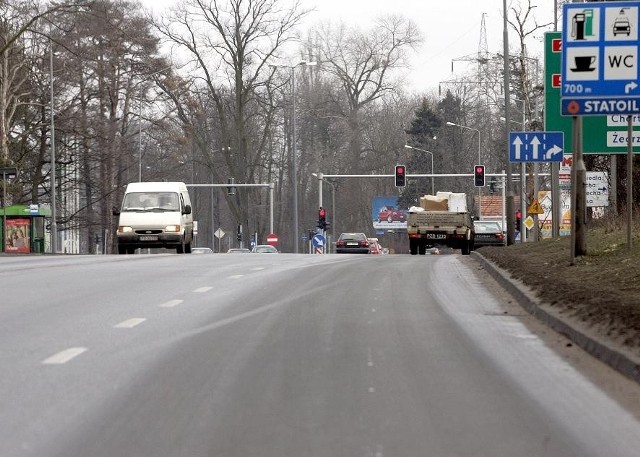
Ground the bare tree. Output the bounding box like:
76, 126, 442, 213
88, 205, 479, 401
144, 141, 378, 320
309, 15, 421, 229
152, 0, 309, 250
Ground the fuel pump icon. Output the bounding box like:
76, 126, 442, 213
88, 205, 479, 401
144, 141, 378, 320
571, 9, 594, 40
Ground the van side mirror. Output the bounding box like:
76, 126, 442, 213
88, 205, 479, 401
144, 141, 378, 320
183, 204, 192, 215
112, 206, 120, 216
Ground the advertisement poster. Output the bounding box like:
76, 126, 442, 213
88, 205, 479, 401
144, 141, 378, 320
372, 196, 407, 231
538, 191, 571, 238
5, 218, 30, 253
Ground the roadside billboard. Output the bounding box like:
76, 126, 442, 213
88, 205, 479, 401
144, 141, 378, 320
372, 196, 407, 231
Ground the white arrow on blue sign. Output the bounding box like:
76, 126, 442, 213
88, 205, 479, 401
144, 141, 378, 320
312, 234, 325, 248
509, 131, 564, 162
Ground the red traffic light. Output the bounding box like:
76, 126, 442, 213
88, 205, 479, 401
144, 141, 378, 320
395, 165, 406, 187
474, 165, 485, 187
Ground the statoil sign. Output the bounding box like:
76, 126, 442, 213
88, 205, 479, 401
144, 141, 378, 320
562, 1, 640, 116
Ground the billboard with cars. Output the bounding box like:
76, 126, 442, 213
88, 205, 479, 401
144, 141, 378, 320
372, 196, 407, 231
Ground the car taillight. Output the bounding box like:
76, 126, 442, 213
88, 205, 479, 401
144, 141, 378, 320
337, 240, 345, 247
497, 232, 504, 240
362, 240, 369, 247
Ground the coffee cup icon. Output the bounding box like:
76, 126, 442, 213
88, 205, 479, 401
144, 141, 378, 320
572, 55, 596, 72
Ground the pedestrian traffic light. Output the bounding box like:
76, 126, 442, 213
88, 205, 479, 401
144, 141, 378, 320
395, 165, 406, 187
318, 207, 327, 230
474, 165, 485, 187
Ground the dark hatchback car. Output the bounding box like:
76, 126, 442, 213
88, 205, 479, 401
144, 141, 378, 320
336, 232, 370, 254
473, 220, 506, 247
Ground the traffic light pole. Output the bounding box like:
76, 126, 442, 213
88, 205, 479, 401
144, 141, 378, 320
313, 172, 537, 222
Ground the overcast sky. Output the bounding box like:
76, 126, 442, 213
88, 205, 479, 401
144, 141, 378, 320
142, 0, 557, 94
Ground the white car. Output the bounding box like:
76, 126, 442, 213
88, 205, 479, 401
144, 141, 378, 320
251, 245, 279, 253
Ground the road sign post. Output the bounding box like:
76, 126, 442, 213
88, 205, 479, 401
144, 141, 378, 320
559, 1, 640, 259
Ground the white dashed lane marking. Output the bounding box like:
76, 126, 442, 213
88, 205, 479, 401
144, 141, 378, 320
194, 286, 213, 293
159, 299, 183, 308
42, 347, 88, 365
114, 318, 147, 329
229, 275, 244, 279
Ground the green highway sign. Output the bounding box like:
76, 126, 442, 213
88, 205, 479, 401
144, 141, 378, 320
545, 31, 640, 154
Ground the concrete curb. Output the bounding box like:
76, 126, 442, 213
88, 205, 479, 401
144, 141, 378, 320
471, 251, 640, 385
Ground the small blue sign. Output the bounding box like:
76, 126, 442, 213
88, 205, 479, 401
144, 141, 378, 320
312, 234, 325, 248
509, 131, 564, 162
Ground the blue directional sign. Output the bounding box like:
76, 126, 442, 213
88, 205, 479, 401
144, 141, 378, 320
509, 131, 565, 162
312, 234, 325, 248
562, 1, 640, 115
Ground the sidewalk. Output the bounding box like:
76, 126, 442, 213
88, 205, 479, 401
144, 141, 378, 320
471, 251, 640, 385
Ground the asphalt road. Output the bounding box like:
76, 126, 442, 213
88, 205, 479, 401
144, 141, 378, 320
1, 252, 640, 457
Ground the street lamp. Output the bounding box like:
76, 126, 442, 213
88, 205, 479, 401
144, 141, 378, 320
500, 98, 528, 242
271, 60, 316, 253
404, 145, 434, 195
446, 121, 482, 217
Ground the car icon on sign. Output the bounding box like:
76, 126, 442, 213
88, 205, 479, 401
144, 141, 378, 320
613, 17, 631, 36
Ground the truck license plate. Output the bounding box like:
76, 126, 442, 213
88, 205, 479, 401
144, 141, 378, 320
139, 235, 158, 241
426, 233, 446, 239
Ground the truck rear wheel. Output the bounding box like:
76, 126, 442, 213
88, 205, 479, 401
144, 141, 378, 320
418, 241, 427, 255
409, 239, 418, 255
461, 240, 471, 255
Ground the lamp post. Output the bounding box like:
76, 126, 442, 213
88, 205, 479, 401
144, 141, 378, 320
404, 145, 434, 195
271, 60, 316, 253
446, 121, 482, 217
501, 97, 528, 242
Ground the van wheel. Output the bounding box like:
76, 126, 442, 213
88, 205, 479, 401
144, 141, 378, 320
185, 242, 192, 254
118, 245, 126, 255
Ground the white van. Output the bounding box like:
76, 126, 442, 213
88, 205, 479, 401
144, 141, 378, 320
114, 182, 194, 254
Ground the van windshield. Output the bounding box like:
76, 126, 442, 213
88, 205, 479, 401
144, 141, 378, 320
122, 192, 180, 212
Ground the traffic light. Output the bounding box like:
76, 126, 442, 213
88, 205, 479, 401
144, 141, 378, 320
395, 164, 406, 187
474, 165, 485, 187
227, 177, 236, 195
489, 176, 497, 193
318, 207, 327, 230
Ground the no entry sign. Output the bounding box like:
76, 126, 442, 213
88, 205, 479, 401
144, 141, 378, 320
266, 233, 278, 246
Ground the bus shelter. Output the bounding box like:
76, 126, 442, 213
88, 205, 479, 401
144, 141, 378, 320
1, 204, 50, 254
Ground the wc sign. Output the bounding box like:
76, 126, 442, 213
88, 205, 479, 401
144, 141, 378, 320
562, 2, 640, 115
